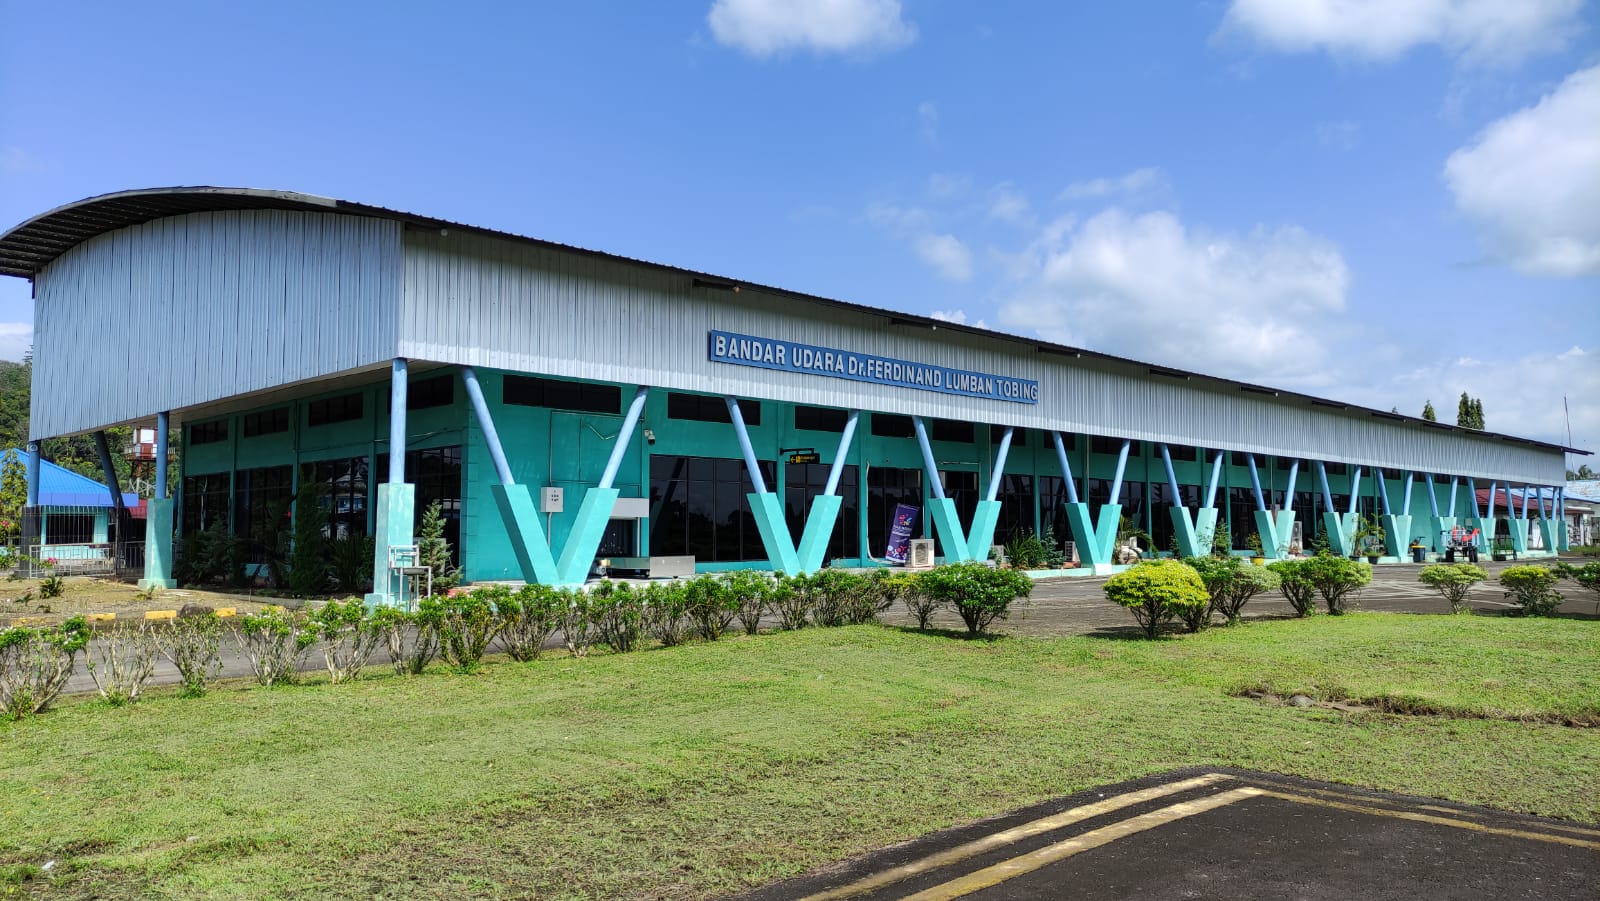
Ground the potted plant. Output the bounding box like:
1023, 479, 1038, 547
1354, 514, 1384, 564
1245, 532, 1265, 565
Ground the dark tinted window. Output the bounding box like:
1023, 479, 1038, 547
190, 421, 228, 445
931, 419, 974, 443
870, 414, 914, 438
794, 405, 848, 432
503, 375, 621, 414
666, 392, 760, 425
308, 393, 363, 427
242, 408, 288, 438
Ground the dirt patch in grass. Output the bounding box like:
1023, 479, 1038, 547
0, 576, 289, 628
1233, 685, 1600, 728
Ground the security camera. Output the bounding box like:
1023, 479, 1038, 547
643, 428, 656, 445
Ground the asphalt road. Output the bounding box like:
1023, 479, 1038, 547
741, 769, 1600, 901
59, 557, 1600, 695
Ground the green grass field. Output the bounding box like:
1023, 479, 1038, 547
3, 614, 1597, 899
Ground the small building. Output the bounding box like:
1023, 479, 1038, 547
1, 447, 140, 569
0, 188, 1589, 602
1564, 481, 1599, 547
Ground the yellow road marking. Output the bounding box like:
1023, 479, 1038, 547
1252, 790, 1600, 851
797, 773, 1233, 901
900, 787, 1265, 901
143, 610, 176, 621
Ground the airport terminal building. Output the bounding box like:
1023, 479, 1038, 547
0, 188, 1581, 602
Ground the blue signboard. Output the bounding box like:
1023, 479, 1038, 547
708, 330, 1040, 404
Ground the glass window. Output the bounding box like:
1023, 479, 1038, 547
234, 465, 294, 564
867, 466, 924, 555
1091, 435, 1140, 456
935, 470, 980, 558
666, 393, 760, 425
190, 420, 228, 445
784, 461, 859, 561
242, 408, 288, 438
374, 446, 464, 563
793, 406, 847, 432
869, 414, 914, 439
503, 375, 620, 414
300, 457, 369, 541
182, 472, 231, 534
648, 454, 775, 562
990, 425, 1026, 446
994, 474, 1035, 545
931, 419, 973, 443
1230, 451, 1263, 468
307, 393, 363, 427
405, 374, 455, 411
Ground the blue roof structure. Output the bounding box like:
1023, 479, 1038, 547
1, 448, 140, 508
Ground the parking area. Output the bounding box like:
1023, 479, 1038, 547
745, 769, 1600, 901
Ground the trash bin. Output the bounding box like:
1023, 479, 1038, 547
1411, 546, 1426, 563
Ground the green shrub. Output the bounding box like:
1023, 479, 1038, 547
438, 588, 504, 671
0, 616, 90, 717
85, 622, 158, 705
1003, 531, 1048, 569
1498, 565, 1563, 617
684, 574, 737, 640
39, 574, 64, 599
1102, 559, 1208, 638
286, 480, 330, 597
1221, 564, 1280, 623
559, 587, 598, 658
155, 611, 224, 697
1300, 555, 1371, 615
593, 581, 645, 653
372, 602, 440, 676
1417, 563, 1488, 613
1555, 561, 1600, 607
232, 607, 316, 686
330, 536, 374, 594
418, 501, 461, 594
311, 597, 382, 683
1180, 555, 1238, 631
853, 569, 908, 625
1038, 522, 1069, 569
771, 574, 812, 630
899, 573, 943, 630
915, 562, 1032, 636
643, 581, 690, 646
789, 570, 864, 628
1266, 559, 1318, 617
499, 584, 562, 661
723, 570, 773, 635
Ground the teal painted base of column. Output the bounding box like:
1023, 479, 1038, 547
1322, 512, 1359, 557
1251, 510, 1297, 559
365, 483, 417, 608
1193, 508, 1218, 558
556, 488, 619, 586
1381, 514, 1412, 559
138, 498, 177, 591
489, 484, 558, 586
1168, 507, 1210, 558
1537, 519, 1559, 556
796, 495, 843, 574
1428, 516, 1456, 551
747, 492, 802, 574
1508, 518, 1529, 555
1555, 518, 1570, 552
927, 498, 972, 562
1064, 502, 1120, 568
965, 500, 1002, 562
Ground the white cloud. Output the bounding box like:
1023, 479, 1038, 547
1219, 0, 1584, 64
997, 209, 1350, 385
864, 201, 930, 234
930, 309, 989, 329
0, 322, 32, 361
708, 0, 916, 57
1388, 347, 1599, 447
917, 101, 938, 142
986, 184, 1032, 225
1314, 120, 1361, 150
1060, 167, 1163, 201
1444, 65, 1600, 277
915, 233, 974, 282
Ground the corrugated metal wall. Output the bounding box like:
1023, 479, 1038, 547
400, 229, 1565, 484
31, 211, 401, 439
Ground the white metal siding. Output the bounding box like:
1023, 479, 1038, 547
400, 230, 1564, 484
30, 211, 401, 439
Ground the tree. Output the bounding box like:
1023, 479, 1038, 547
417, 500, 460, 594
1568, 464, 1597, 480
0, 451, 26, 542
1421, 400, 1436, 422
1456, 392, 1485, 430
285, 480, 329, 597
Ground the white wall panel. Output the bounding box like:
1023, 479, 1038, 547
400, 230, 1565, 484
30, 211, 401, 439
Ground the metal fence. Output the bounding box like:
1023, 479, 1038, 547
9, 505, 146, 578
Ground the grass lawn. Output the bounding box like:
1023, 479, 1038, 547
2, 613, 1597, 899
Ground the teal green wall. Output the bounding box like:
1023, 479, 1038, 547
181, 367, 1554, 582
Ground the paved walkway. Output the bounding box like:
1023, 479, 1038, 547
741, 769, 1600, 900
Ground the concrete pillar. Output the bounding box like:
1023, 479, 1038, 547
366, 359, 417, 607
140, 412, 177, 590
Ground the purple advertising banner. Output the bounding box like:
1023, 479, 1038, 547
884, 503, 920, 564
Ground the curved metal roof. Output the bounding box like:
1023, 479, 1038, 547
0, 186, 1586, 457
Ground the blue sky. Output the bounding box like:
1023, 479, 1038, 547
1, 0, 1596, 456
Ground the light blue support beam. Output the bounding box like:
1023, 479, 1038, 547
461, 366, 513, 485
1348, 467, 1362, 515
911, 416, 946, 501
1159, 444, 1181, 502
388, 358, 407, 483
725, 394, 799, 572
1284, 460, 1299, 506
155, 411, 170, 500
141, 413, 177, 591
1051, 432, 1079, 504
1246, 455, 1266, 511
1316, 461, 1334, 513
600, 386, 650, 490
1425, 474, 1439, 517
93, 431, 127, 520
1108, 440, 1130, 506
25, 440, 39, 507
725, 395, 768, 494
1448, 477, 1459, 518
986, 428, 1015, 502
1204, 450, 1224, 509
1557, 488, 1570, 552
1424, 473, 1449, 553
1374, 470, 1408, 559
1464, 477, 1480, 549
823, 411, 860, 497
1376, 470, 1391, 516
1159, 444, 1211, 558
1316, 461, 1358, 557
1484, 480, 1498, 554
1401, 472, 1413, 517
